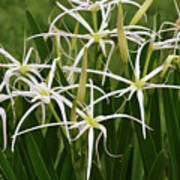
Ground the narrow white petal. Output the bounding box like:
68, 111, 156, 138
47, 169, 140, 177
87, 128, 94, 180
15, 121, 74, 137
0, 48, 19, 64
29, 64, 51, 69
135, 42, 147, 79
55, 93, 86, 118
143, 64, 164, 82
99, 125, 122, 158
99, 40, 106, 57
144, 83, 180, 90
71, 125, 89, 141
55, 83, 106, 97
137, 90, 146, 139
98, 113, 152, 130
11, 102, 41, 152
48, 58, 59, 89
23, 47, 34, 65
56, 2, 94, 33
52, 95, 71, 141
89, 79, 94, 116
63, 66, 132, 84
27, 31, 89, 41
41, 103, 46, 125
67, 39, 93, 82
84, 87, 131, 112
0, 108, 7, 151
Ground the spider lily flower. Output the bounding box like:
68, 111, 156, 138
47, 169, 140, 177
13, 79, 151, 180
11, 59, 106, 151
0, 47, 51, 101
28, 3, 153, 85
63, 43, 180, 139
50, 0, 143, 33
62, 80, 151, 180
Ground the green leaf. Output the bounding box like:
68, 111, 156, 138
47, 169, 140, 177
147, 150, 167, 180
119, 145, 132, 180
0, 151, 17, 180
130, 96, 157, 177
131, 135, 143, 180
162, 89, 180, 180
25, 134, 51, 180
26, 10, 49, 62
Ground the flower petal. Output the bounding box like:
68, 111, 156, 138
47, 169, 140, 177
11, 102, 41, 152
137, 90, 146, 139
87, 128, 94, 180
0, 107, 7, 151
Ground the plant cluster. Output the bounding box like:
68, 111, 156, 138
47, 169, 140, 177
0, 0, 180, 180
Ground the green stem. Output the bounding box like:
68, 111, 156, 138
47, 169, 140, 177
54, 139, 64, 169
92, 9, 98, 32
48, 103, 66, 136
142, 42, 153, 77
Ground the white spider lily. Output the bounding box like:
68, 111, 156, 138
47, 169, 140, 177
0, 47, 51, 99
67, 80, 151, 180
50, 0, 143, 33
63, 43, 180, 139
13, 79, 151, 180
28, 2, 153, 85
11, 59, 107, 151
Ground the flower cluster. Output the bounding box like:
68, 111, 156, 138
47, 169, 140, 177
1, 0, 180, 179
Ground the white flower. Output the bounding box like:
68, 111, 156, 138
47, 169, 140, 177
11, 59, 106, 151
28, 1, 154, 85
63, 42, 180, 139
51, 0, 143, 30
13, 79, 151, 180
0, 47, 51, 99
